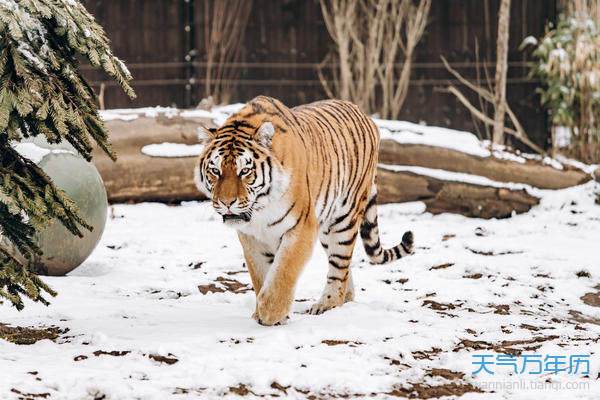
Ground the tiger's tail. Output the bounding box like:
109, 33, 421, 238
359, 184, 414, 264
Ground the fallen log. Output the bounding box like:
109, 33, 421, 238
95, 154, 201, 203
379, 140, 590, 190
377, 168, 539, 219
92, 115, 206, 203
92, 114, 586, 218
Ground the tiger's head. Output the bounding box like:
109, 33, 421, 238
194, 120, 288, 227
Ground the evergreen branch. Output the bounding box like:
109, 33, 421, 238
0, 0, 134, 309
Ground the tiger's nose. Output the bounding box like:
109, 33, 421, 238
222, 199, 236, 208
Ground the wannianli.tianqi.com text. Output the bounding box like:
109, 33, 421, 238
477, 379, 591, 392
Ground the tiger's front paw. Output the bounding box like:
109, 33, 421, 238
256, 288, 291, 326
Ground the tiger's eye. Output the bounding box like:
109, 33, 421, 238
240, 167, 250, 176
209, 167, 220, 176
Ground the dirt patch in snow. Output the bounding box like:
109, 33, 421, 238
72, 351, 178, 365
198, 276, 251, 294
0, 324, 67, 345
427, 368, 465, 380
321, 339, 363, 347
454, 335, 559, 356
10, 388, 50, 399
465, 247, 524, 256
93, 350, 131, 357
429, 263, 454, 270
576, 270, 592, 278
412, 347, 443, 360
490, 304, 510, 315
388, 382, 483, 398
570, 310, 600, 325
225, 381, 483, 399
519, 323, 552, 332
148, 353, 178, 365
382, 278, 409, 285
229, 384, 256, 396
197, 284, 225, 295
422, 300, 462, 311
173, 387, 206, 396
219, 337, 254, 344
270, 382, 291, 395
581, 285, 600, 307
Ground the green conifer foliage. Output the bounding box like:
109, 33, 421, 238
0, 0, 135, 309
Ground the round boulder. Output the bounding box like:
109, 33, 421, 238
16, 137, 108, 276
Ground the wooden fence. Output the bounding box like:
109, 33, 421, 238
82, 0, 557, 147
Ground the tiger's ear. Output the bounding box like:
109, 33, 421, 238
256, 122, 275, 147
197, 125, 217, 144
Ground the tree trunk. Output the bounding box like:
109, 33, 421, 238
492, 0, 511, 144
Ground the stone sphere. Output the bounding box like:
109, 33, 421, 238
20, 137, 108, 276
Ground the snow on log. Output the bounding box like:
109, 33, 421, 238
92, 111, 592, 218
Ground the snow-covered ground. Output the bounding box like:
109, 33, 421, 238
1, 179, 599, 399
3, 104, 600, 398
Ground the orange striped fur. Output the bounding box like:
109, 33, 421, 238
194, 96, 414, 325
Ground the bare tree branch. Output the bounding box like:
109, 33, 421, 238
444, 85, 545, 154
319, 0, 430, 118
203, 0, 252, 104
492, 0, 511, 144
441, 56, 544, 154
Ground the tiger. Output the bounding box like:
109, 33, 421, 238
194, 95, 414, 326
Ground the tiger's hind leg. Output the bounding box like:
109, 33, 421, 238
309, 226, 359, 315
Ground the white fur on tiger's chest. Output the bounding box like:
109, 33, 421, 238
237, 196, 292, 250
236, 168, 292, 250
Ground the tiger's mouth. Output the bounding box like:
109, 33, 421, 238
222, 212, 251, 224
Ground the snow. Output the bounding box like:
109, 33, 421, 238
141, 143, 204, 158
98, 104, 246, 127
1, 181, 600, 399
17, 42, 47, 73
556, 155, 599, 175
179, 109, 216, 119
522, 36, 539, 47
550, 48, 568, 62
375, 119, 492, 158
12, 142, 74, 163
379, 164, 541, 195
554, 126, 572, 148
210, 104, 246, 125
99, 107, 180, 121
